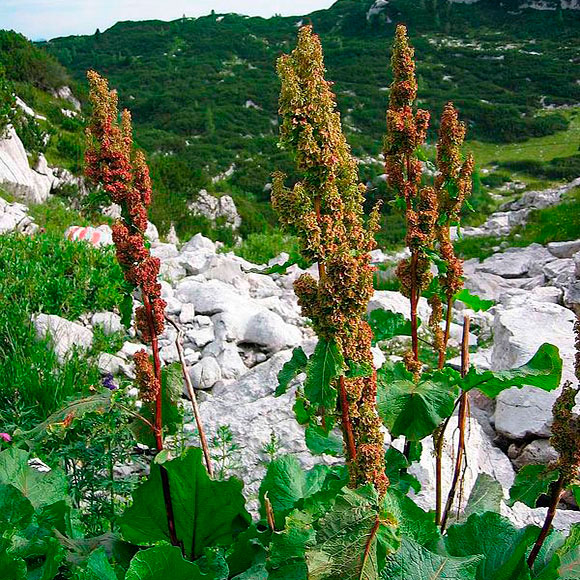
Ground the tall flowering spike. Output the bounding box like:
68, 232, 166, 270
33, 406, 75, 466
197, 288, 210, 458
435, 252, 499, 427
384, 25, 435, 375
433, 103, 474, 366
274, 25, 387, 496
85, 70, 166, 446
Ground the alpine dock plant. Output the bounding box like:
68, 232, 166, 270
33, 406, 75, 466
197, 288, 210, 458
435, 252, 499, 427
273, 25, 388, 495
85, 71, 180, 548
384, 24, 475, 525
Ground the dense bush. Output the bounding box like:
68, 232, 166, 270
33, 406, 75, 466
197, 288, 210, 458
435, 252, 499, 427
0, 30, 70, 90
0, 233, 124, 430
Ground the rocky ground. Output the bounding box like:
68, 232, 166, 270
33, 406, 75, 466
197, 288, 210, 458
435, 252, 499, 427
23, 214, 580, 527
1, 120, 579, 528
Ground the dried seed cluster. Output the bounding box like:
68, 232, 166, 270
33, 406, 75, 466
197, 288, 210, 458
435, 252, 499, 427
274, 26, 387, 495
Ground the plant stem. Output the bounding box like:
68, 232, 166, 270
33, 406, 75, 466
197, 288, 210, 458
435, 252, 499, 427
434, 297, 454, 522
361, 515, 381, 575
434, 425, 444, 526
166, 316, 213, 478
142, 294, 181, 550
339, 375, 357, 462
527, 473, 565, 569
437, 296, 454, 369
440, 316, 470, 532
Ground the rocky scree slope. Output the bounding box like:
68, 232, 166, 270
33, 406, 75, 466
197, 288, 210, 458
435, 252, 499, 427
17, 185, 580, 527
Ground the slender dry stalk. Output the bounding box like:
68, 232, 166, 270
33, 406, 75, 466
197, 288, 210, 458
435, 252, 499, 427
165, 316, 213, 478
440, 316, 471, 531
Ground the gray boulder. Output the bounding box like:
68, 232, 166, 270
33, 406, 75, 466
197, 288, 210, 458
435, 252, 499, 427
190, 356, 222, 390
33, 314, 93, 361
91, 312, 123, 336
547, 239, 580, 259
492, 302, 577, 439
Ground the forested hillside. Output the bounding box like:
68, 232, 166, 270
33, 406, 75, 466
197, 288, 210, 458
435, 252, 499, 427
41, 0, 580, 240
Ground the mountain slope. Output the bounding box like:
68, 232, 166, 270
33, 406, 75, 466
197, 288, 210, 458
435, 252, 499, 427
35, 0, 580, 239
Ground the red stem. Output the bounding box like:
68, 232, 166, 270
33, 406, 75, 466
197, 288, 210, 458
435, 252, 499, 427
339, 375, 357, 462
527, 474, 565, 568
142, 293, 181, 550
361, 515, 381, 573
437, 296, 454, 369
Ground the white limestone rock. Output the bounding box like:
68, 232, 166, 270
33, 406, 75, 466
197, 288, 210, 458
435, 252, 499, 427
547, 239, 580, 258
492, 302, 577, 439
181, 233, 217, 253
0, 195, 37, 235
543, 258, 575, 289
189, 356, 222, 390
202, 340, 248, 380
33, 314, 93, 361
188, 189, 241, 229
179, 303, 196, 325
91, 312, 123, 336
0, 126, 55, 203
194, 352, 338, 503
475, 244, 553, 279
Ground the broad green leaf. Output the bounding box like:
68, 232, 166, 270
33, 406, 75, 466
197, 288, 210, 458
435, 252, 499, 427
293, 396, 310, 424
0, 448, 68, 510
384, 447, 421, 494
368, 308, 417, 344
120, 447, 250, 560
125, 545, 212, 580
267, 510, 314, 580
11, 530, 65, 580
226, 526, 267, 578
83, 547, 117, 580
463, 473, 504, 518
454, 288, 494, 312
382, 487, 440, 550
508, 465, 560, 508
573, 485, 580, 507
381, 537, 481, 580
557, 523, 580, 579
346, 361, 374, 379
0, 541, 25, 580
259, 456, 331, 528
377, 363, 458, 440
0, 484, 34, 533
306, 486, 399, 580
460, 343, 562, 398
18, 393, 112, 443
305, 423, 343, 457
445, 511, 539, 580
530, 530, 565, 580
304, 339, 344, 410
276, 347, 308, 396
198, 547, 229, 579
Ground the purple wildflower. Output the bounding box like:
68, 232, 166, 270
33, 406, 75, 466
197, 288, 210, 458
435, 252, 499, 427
0, 433, 11, 442
102, 374, 118, 391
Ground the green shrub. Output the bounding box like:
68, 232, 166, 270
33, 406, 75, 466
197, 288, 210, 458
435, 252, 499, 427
511, 186, 580, 245
0, 233, 125, 430
232, 231, 301, 265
